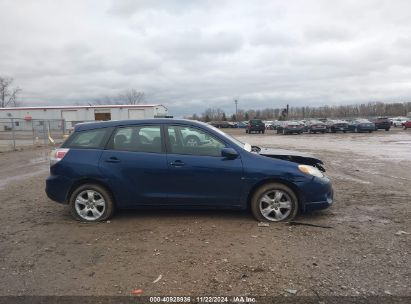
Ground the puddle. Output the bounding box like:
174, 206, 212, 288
29, 156, 48, 164
0, 167, 49, 190
392, 141, 411, 145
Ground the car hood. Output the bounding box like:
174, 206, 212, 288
256, 147, 325, 171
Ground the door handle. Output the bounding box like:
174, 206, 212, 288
170, 160, 185, 167
105, 157, 120, 163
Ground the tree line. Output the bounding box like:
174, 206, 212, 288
187, 101, 411, 122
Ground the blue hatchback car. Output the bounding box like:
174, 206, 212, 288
46, 119, 333, 222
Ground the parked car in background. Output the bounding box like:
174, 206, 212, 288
403, 119, 411, 130
347, 119, 375, 133
326, 120, 349, 133
306, 120, 327, 134
208, 121, 231, 128
391, 117, 408, 127
271, 121, 282, 130
276, 121, 305, 135
46, 119, 333, 223
297, 120, 309, 133
372, 117, 390, 131
236, 121, 247, 128
246, 119, 265, 134
264, 121, 274, 129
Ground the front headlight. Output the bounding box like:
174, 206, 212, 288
298, 165, 324, 178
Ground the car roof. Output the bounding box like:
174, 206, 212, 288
74, 119, 206, 131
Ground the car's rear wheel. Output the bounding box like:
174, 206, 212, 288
251, 183, 298, 222
70, 184, 114, 222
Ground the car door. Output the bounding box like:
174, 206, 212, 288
165, 124, 244, 207
99, 124, 168, 207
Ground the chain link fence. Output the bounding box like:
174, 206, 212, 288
0, 118, 80, 152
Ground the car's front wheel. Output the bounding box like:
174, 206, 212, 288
70, 184, 114, 222
251, 183, 298, 222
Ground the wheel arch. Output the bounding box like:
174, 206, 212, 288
246, 178, 303, 211
66, 178, 117, 206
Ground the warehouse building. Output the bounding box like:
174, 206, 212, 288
0, 104, 169, 131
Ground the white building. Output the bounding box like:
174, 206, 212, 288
0, 104, 169, 131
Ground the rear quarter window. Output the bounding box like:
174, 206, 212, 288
63, 128, 110, 149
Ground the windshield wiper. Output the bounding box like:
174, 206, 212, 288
251, 145, 261, 153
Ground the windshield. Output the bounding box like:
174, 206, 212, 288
206, 124, 252, 152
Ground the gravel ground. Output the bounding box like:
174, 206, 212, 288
0, 128, 410, 297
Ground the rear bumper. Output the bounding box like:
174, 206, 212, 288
375, 124, 390, 129
331, 126, 348, 131
285, 128, 303, 133
45, 175, 72, 204
248, 126, 264, 131
310, 127, 327, 132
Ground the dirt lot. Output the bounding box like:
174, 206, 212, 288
0, 128, 410, 297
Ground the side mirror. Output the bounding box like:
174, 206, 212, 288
221, 147, 238, 159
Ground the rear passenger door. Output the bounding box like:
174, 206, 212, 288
99, 124, 168, 207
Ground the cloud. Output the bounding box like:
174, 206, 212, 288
0, 0, 411, 117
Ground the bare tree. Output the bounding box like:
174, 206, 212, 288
0, 76, 22, 108
119, 89, 145, 105
92, 88, 145, 105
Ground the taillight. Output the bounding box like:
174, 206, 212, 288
50, 148, 69, 165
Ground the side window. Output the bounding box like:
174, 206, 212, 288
67, 128, 109, 149
112, 125, 163, 153
167, 125, 225, 157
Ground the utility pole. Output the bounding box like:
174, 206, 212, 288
234, 99, 238, 121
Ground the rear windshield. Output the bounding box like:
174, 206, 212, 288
250, 119, 262, 123
63, 128, 110, 149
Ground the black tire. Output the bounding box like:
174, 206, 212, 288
246, 130, 249, 134
368, 130, 372, 133
250, 183, 298, 222
69, 184, 115, 222
386, 128, 390, 131
262, 130, 265, 134
343, 130, 346, 133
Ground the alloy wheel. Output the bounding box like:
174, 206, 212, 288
74, 190, 106, 221
259, 190, 292, 221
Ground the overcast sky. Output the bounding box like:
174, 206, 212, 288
1, 0, 411, 117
